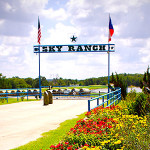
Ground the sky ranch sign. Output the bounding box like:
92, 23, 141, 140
34, 44, 115, 53
34, 43, 115, 98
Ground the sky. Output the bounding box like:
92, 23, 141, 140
0, 0, 150, 79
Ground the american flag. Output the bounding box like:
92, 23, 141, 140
108, 15, 114, 42
38, 17, 41, 44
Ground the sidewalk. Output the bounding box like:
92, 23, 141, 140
0, 100, 88, 150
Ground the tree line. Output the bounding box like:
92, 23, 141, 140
0, 73, 144, 89
48, 73, 143, 87
0, 74, 49, 89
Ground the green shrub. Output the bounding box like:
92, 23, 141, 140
0, 98, 6, 103
128, 93, 150, 116
125, 90, 137, 102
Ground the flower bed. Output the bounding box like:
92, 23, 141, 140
49, 103, 149, 150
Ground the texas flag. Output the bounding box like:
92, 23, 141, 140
108, 15, 114, 42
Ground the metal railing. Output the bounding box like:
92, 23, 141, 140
88, 88, 121, 112
0, 88, 40, 103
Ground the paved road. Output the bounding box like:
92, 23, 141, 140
0, 100, 88, 150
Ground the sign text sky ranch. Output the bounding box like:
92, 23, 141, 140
33, 44, 115, 53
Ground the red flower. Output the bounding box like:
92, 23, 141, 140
65, 142, 69, 145
85, 111, 91, 117
56, 143, 61, 148
67, 145, 73, 150
50, 145, 55, 149
108, 124, 112, 128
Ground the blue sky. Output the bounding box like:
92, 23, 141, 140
0, 0, 149, 79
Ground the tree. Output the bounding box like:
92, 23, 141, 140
41, 76, 49, 86
32, 78, 39, 88
129, 67, 150, 116
140, 66, 150, 93
25, 78, 34, 87
0, 74, 10, 89
110, 72, 127, 99
32, 76, 49, 88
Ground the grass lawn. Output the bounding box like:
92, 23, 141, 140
88, 85, 108, 89
12, 112, 86, 150
42, 88, 48, 93
45, 85, 107, 90
0, 98, 40, 105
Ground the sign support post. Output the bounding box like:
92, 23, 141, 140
38, 45, 42, 99
108, 45, 110, 93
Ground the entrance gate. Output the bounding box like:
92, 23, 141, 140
33, 43, 115, 98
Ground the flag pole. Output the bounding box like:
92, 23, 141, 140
39, 45, 41, 99
108, 14, 114, 93
38, 16, 42, 99
108, 14, 110, 93
108, 46, 110, 93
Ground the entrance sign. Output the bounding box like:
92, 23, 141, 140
33, 43, 115, 98
35, 16, 115, 99
33, 44, 115, 53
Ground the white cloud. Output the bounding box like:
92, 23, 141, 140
0, 19, 5, 25
5, 2, 16, 12
0, 25, 38, 78
103, 0, 149, 13
39, 54, 110, 79
67, 0, 90, 10
42, 8, 68, 21
139, 38, 150, 63
43, 23, 81, 44
0, 44, 16, 56
0, 0, 150, 79
66, 0, 95, 21
67, 0, 148, 17
20, 0, 48, 14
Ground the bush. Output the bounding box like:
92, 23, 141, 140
48, 91, 150, 150
125, 90, 137, 104
49, 105, 149, 150
128, 92, 150, 116
0, 98, 6, 103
